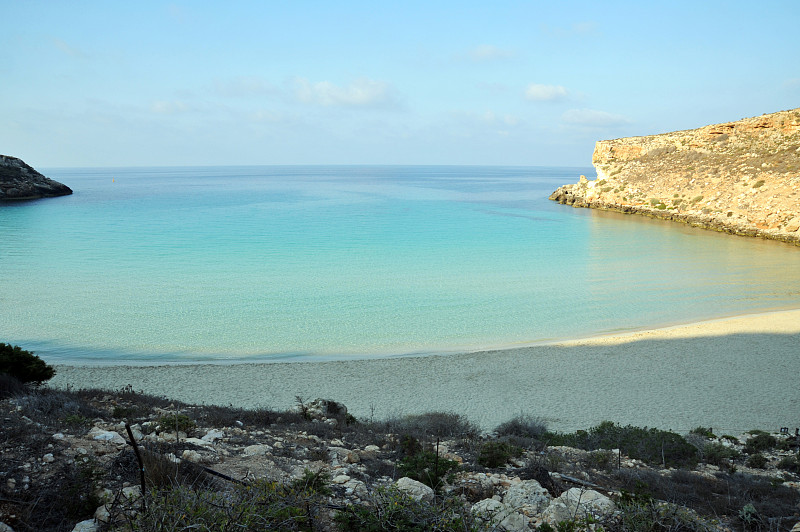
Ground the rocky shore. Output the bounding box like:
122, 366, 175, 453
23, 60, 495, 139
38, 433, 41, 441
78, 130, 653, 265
550, 109, 800, 245
2, 387, 799, 532
0, 155, 72, 200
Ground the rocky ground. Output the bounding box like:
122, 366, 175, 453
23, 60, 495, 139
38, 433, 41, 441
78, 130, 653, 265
1, 385, 800, 531
550, 109, 800, 245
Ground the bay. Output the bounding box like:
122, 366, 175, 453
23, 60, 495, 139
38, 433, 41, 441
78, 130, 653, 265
2, 165, 799, 364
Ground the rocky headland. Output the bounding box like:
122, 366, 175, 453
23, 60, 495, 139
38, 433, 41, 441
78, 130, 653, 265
550, 109, 800, 245
0, 155, 72, 200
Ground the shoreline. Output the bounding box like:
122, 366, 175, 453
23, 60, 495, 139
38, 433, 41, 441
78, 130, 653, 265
50, 308, 800, 432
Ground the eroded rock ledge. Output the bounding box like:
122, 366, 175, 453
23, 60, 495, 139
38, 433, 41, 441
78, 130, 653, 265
0, 154, 72, 200
550, 109, 800, 245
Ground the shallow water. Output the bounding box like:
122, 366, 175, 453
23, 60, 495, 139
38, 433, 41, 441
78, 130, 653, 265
2, 165, 799, 364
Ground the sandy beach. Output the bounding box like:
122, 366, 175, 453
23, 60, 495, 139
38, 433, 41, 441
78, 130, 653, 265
50, 309, 800, 433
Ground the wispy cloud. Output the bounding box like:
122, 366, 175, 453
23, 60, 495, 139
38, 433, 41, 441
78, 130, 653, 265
52, 38, 85, 58
561, 108, 631, 127
214, 77, 278, 98
525, 83, 569, 102
468, 44, 513, 62
292, 77, 397, 107
782, 78, 800, 91
150, 100, 192, 114
540, 21, 599, 38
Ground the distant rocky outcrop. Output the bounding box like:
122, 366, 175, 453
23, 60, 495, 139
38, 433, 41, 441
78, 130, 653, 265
0, 154, 72, 200
550, 109, 800, 245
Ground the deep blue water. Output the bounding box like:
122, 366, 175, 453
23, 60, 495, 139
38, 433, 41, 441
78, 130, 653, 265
2, 165, 799, 364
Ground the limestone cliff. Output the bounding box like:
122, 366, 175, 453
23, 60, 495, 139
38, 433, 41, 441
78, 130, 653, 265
0, 154, 72, 200
550, 109, 800, 245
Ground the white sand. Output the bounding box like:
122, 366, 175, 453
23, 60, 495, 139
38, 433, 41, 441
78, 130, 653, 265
50, 309, 800, 433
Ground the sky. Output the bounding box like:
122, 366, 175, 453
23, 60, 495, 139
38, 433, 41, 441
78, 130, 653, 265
2, 1, 799, 168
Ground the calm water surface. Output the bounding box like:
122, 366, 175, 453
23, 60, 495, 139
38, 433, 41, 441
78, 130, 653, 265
2, 165, 799, 364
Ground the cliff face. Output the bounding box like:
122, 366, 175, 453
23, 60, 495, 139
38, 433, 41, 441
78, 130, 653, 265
550, 109, 800, 245
0, 155, 72, 200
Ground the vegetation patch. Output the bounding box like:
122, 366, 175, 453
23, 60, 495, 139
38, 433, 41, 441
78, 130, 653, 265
544, 421, 698, 468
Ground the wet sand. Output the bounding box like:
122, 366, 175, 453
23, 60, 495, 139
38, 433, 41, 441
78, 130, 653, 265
50, 309, 800, 433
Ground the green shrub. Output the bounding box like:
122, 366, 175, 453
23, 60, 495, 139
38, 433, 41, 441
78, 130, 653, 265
690, 427, 715, 439
335, 486, 483, 531
495, 414, 548, 439
703, 442, 740, 466
752, 180, 765, 188
477, 441, 522, 468
399, 450, 459, 490
0, 343, 56, 385
131, 477, 328, 531
746, 453, 768, 469
777, 456, 800, 474
744, 433, 777, 453
156, 413, 196, 434
544, 421, 698, 468
586, 449, 614, 470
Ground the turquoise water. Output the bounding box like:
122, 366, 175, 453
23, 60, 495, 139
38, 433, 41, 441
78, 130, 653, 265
2, 165, 799, 364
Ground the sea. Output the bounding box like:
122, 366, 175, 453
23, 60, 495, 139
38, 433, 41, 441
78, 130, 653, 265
2, 165, 799, 365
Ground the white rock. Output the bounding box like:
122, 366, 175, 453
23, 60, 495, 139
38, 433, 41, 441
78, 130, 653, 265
364, 445, 380, 453
344, 478, 369, 498
93, 504, 111, 523
332, 474, 351, 484
42, 453, 55, 463
184, 437, 212, 447
5, 479, 15, 490
71, 519, 100, 532
202, 429, 224, 443
87, 428, 126, 445
395, 477, 434, 502
243, 444, 272, 456
502, 479, 552, 514
0, 521, 14, 532
182, 449, 203, 463
52, 433, 65, 441
472, 499, 527, 531
122, 486, 142, 501
541, 488, 616, 524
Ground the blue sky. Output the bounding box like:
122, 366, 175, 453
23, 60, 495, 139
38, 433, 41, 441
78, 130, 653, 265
2, 1, 798, 167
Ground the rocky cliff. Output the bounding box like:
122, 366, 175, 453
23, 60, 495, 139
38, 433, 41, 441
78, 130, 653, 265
550, 109, 800, 245
0, 154, 72, 200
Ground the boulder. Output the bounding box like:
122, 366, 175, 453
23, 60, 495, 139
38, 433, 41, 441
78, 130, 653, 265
395, 477, 434, 502
542, 487, 616, 524
472, 499, 527, 531
502, 479, 552, 515
88, 428, 126, 445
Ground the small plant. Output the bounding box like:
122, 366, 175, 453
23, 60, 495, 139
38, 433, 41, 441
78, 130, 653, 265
690, 426, 715, 439
752, 180, 765, 188
156, 413, 196, 434
399, 449, 459, 490
776, 456, 800, 473
738, 503, 762, 528
586, 449, 614, 470
744, 433, 777, 453
703, 442, 740, 466
691, 195, 704, 203
495, 414, 548, 439
291, 468, 331, 496
746, 453, 768, 469
0, 343, 56, 385
477, 441, 523, 468
335, 486, 482, 531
